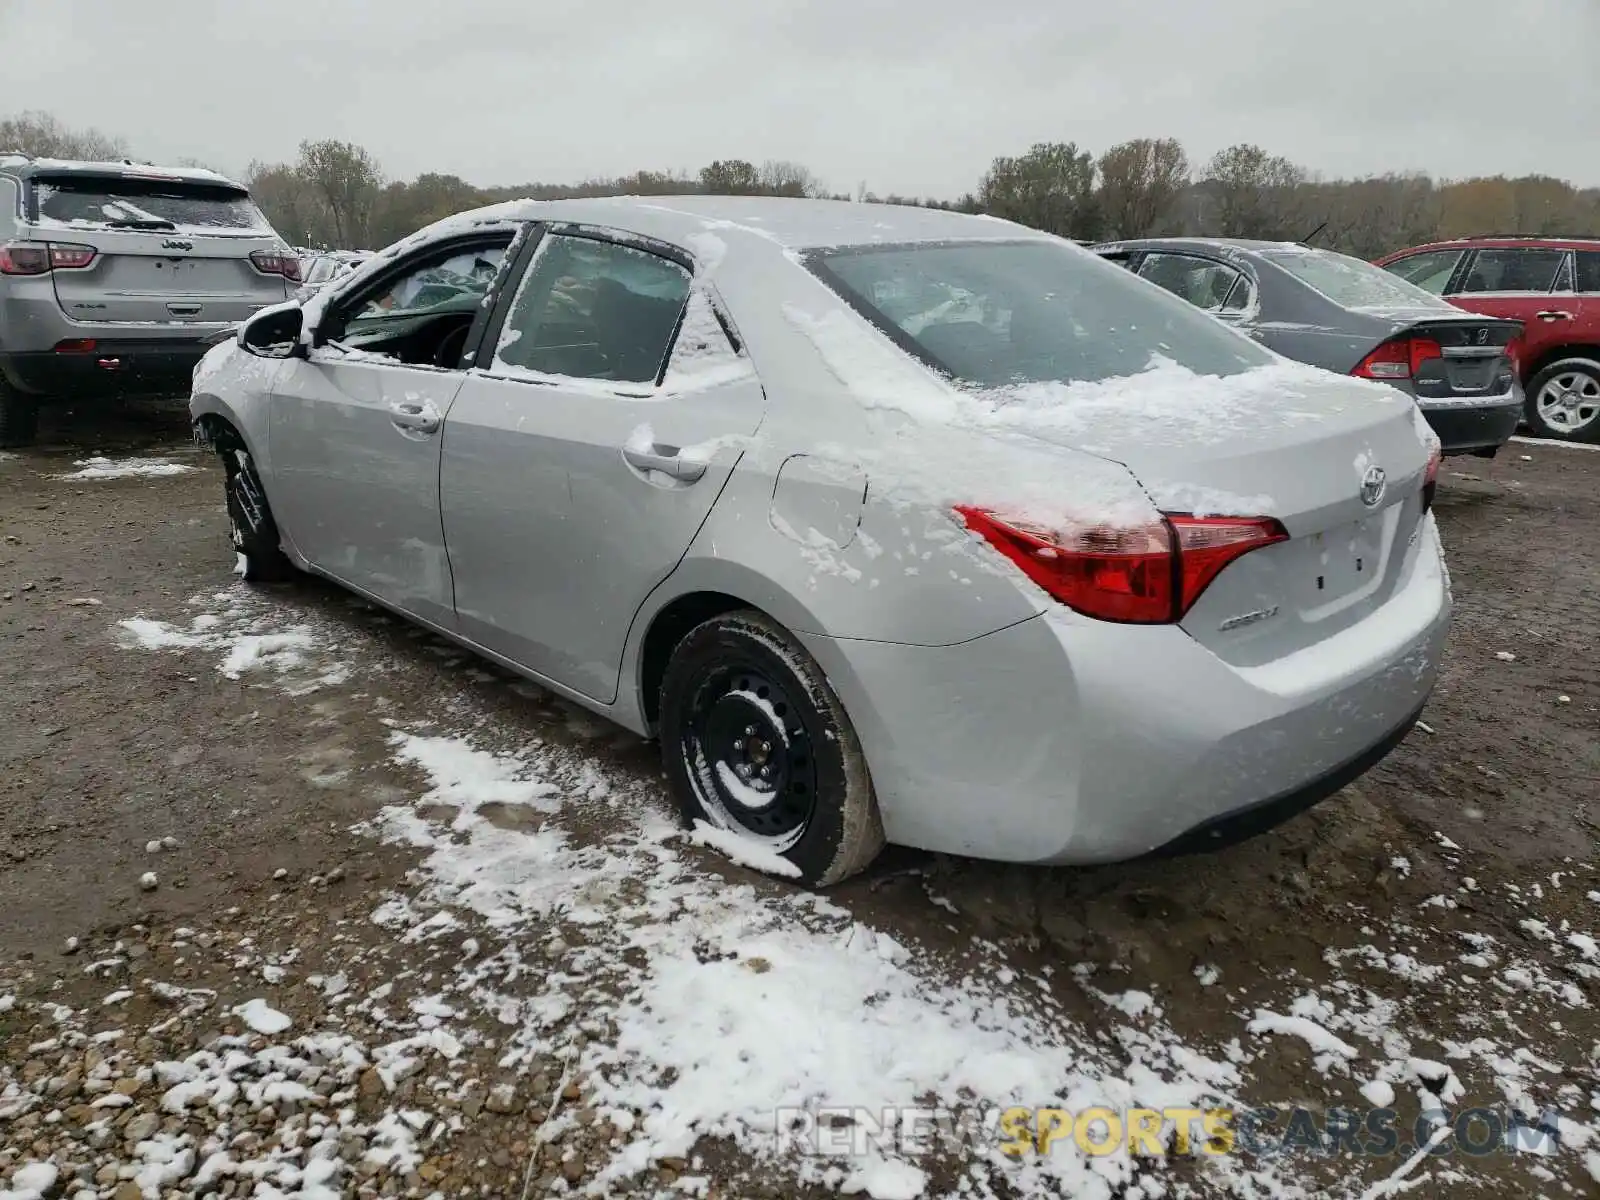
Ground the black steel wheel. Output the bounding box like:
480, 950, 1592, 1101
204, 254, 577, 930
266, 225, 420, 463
659, 610, 883, 887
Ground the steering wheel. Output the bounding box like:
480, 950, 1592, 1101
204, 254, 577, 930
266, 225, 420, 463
433, 324, 471, 369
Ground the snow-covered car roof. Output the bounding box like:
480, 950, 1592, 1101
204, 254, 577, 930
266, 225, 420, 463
0, 155, 247, 191
409, 195, 1046, 254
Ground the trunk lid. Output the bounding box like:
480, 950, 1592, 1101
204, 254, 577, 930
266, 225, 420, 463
24, 172, 290, 325
1357, 310, 1522, 399
997, 362, 1433, 662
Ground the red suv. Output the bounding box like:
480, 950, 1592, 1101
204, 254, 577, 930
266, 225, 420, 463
1377, 236, 1600, 442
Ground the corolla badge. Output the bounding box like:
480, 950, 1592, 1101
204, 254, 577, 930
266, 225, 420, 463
1360, 464, 1387, 507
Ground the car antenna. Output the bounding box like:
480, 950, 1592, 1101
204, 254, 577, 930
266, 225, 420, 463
1299, 220, 1329, 247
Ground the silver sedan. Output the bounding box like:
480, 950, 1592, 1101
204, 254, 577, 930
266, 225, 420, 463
190, 196, 1450, 886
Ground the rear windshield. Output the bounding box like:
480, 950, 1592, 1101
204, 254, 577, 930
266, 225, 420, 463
806, 239, 1271, 387
28, 176, 271, 234
1261, 247, 1453, 311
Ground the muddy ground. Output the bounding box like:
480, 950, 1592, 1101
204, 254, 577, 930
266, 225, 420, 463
0, 401, 1596, 1199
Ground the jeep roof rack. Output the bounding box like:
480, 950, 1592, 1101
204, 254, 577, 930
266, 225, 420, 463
1460, 232, 1600, 242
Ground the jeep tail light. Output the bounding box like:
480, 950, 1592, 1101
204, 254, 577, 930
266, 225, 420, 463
250, 250, 303, 282
48, 244, 96, 269
955, 507, 1288, 624
1421, 441, 1442, 513
0, 242, 50, 275
0, 241, 97, 274
1353, 335, 1443, 380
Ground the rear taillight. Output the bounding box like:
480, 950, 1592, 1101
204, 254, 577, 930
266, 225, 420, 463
1353, 335, 1443, 381
53, 339, 97, 354
0, 241, 97, 274
1504, 335, 1523, 375
955, 507, 1288, 624
1421, 441, 1443, 513
48, 244, 96, 269
250, 250, 303, 282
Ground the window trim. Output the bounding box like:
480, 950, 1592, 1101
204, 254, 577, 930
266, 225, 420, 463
477, 223, 728, 395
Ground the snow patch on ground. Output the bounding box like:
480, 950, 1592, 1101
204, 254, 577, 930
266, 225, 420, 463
362, 726, 1286, 1197
113, 588, 345, 693
51, 455, 196, 480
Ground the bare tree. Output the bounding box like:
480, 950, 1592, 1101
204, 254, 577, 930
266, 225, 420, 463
297, 139, 384, 249
1096, 138, 1190, 239
979, 142, 1099, 239
0, 110, 127, 160
756, 160, 821, 197
1199, 143, 1307, 239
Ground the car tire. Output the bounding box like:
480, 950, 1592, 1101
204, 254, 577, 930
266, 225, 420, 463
1524, 358, 1600, 443
221, 447, 296, 582
0, 381, 40, 449
659, 609, 884, 887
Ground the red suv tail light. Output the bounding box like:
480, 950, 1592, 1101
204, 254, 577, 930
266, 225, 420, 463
249, 250, 303, 282
1353, 335, 1443, 381
1421, 441, 1443, 513
0, 241, 96, 274
955, 507, 1288, 624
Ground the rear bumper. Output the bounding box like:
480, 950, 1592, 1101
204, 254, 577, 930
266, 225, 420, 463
1418, 393, 1523, 455
801, 515, 1451, 866
0, 341, 211, 400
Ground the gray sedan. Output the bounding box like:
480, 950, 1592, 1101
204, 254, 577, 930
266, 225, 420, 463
1093, 238, 1524, 457
190, 197, 1449, 886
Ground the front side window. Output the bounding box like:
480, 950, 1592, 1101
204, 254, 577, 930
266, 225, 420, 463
323, 235, 511, 367
29, 176, 272, 233
808, 239, 1271, 388
494, 233, 691, 384
1458, 248, 1567, 294
1137, 253, 1244, 313
1384, 249, 1464, 295
353, 246, 505, 324
1259, 247, 1454, 311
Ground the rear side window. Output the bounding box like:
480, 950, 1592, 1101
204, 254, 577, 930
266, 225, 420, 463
1458, 248, 1566, 294
1574, 251, 1600, 294
1384, 249, 1464, 295
495, 234, 691, 385
1260, 248, 1453, 310
28, 176, 272, 234
808, 239, 1270, 388
1137, 253, 1244, 312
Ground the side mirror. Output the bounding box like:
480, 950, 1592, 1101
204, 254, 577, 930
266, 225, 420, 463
239, 306, 306, 360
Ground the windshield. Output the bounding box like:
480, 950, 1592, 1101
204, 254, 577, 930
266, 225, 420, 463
806, 239, 1271, 387
30, 177, 272, 233
1261, 247, 1453, 311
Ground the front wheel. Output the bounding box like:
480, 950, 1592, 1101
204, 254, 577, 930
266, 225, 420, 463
1525, 359, 1600, 442
222, 447, 295, 582
659, 610, 884, 887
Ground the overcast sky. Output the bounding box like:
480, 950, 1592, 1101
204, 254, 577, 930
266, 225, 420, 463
3, 0, 1596, 197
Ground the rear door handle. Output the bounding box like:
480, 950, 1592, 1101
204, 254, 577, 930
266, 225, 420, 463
390, 400, 441, 434
1536, 310, 1574, 321
623, 443, 706, 482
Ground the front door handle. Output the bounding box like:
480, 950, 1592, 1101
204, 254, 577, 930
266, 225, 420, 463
390, 401, 441, 434
623, 442, 706, 483
1536, 310, 1574, 321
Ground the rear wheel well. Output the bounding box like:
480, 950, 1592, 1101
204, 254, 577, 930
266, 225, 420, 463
639, 592, 765, 731
1522, 343, 1600, 383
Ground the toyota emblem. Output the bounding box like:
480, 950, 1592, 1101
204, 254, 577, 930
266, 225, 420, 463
1360, 465, 1387, 507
